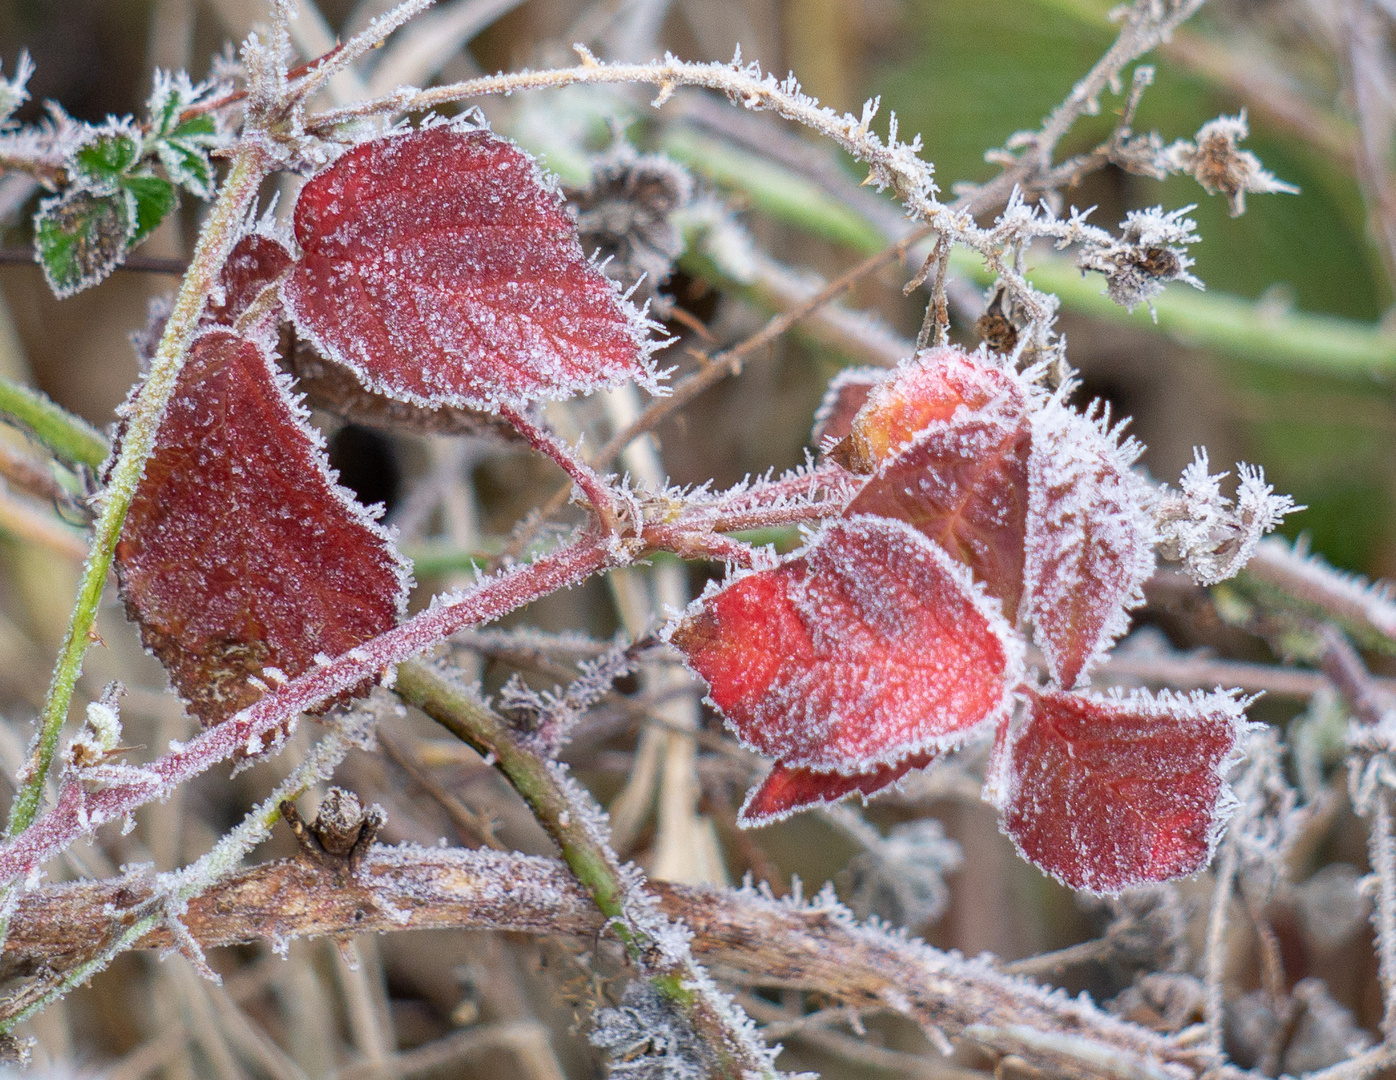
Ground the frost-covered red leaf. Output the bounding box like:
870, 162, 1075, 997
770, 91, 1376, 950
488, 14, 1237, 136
1024, 400, 1155, 688
669, 515, 1020, 774
847, 412, 1031, 622
989, 687, 1251, 894
846, 347, 1026, 473
114, 329, 410, 727
282, 125, 658, 412
204, 232, 294, 328
811, 366, 884, 460
741, 751, 937, 826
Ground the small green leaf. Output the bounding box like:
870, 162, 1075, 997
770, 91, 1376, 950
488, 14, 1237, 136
170, 114, 216, 140
72, 130, 140, 187
156, 139, 214, 199
33, 188, 134, 299
120, 175, 176, 244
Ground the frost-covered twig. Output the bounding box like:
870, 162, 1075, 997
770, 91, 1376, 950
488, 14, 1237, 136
0, 721, 362, 1031
2, 847, 1224, 1080
1237, 539, 1396, 657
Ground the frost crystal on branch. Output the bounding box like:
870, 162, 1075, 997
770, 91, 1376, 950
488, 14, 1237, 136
1154, 449, 1299, 585
1076, 205, 1202, 313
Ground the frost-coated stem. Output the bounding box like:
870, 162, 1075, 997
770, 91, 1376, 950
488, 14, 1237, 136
1202, 833, 1238, 1059
1203, 756, 1264, 1060
498, 405, 628, 536
0, 727, 355, 1032
6, 146, 269, 840
0, 376, 108, 470
0, 534, 615, 890
1372, 791, 1396, 1040
394, 660, 781, 1080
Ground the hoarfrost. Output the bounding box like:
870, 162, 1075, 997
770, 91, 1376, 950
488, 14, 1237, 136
1154, 449, 1298, 585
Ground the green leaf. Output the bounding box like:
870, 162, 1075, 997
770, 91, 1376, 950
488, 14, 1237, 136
33, 187, 134, 299
156, 138, 214, 199
120, 175, 176, 244
170, 114, 216, 140
72, 129, 140, 187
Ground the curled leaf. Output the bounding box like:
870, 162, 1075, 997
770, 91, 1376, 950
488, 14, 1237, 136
740, 751, 937, 826
283, 125, 660, 412
988, 686, 1252, 894
205, 232, 295, 329
114, 329, 411, 728
1024, 399, 1155, 688
847, 412, 1031, 622
847, 347, 1027, 473
669, 515, 1020, 774
811, 366, 884, 462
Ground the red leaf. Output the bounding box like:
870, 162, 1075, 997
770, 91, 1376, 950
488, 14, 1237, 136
740, 751, 937, 826
1024, 400, 1155, 688
115, 329, 411, 727
282, 125, 658, 412
847, 347, 1026, 473
668, 515, 1021, 773
205, 232, 294, 329
811, 366, 884, 461
846, 413, 1031, 622
988, 686, 1251, 894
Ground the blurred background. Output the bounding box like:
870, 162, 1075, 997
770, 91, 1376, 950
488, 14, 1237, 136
0, 0, 1391, 1076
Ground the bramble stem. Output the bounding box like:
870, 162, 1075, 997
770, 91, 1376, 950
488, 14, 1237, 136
6, 146, 269, 840
498, 405, 628, 535
395, 659, 779, 1080
0, 377, 108, 469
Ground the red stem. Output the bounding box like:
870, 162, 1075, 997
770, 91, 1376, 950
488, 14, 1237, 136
499, 406, 627, 535
0, 535, 614, 889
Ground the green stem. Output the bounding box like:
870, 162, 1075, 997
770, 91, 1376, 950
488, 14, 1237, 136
6, 146, 268, 839
394, 660, 776, 1079
672, 131, 1396, 377
0, 377, 108, 469
394, 661, 634, 932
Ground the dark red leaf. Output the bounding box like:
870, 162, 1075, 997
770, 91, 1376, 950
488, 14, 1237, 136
989, 686, 1250, 894
205, 232, 294, 328
1024, 401, 1155, 688
847, 347, 1026, 473
115, 328, 410, 728
740, 751, 937, 826
811, 366, 884, 463
669, 515, 1020, 774
846, 413, 1031, 622
282, 125, 658, 412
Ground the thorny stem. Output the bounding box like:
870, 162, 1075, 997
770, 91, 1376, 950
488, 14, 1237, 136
5, 146, 270, 842
0, 726, 357, 1032
498, 405, 628, 536
1319, 626, 1396, 1040
395, 659, 780, 1080
0, 533, 616, 890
